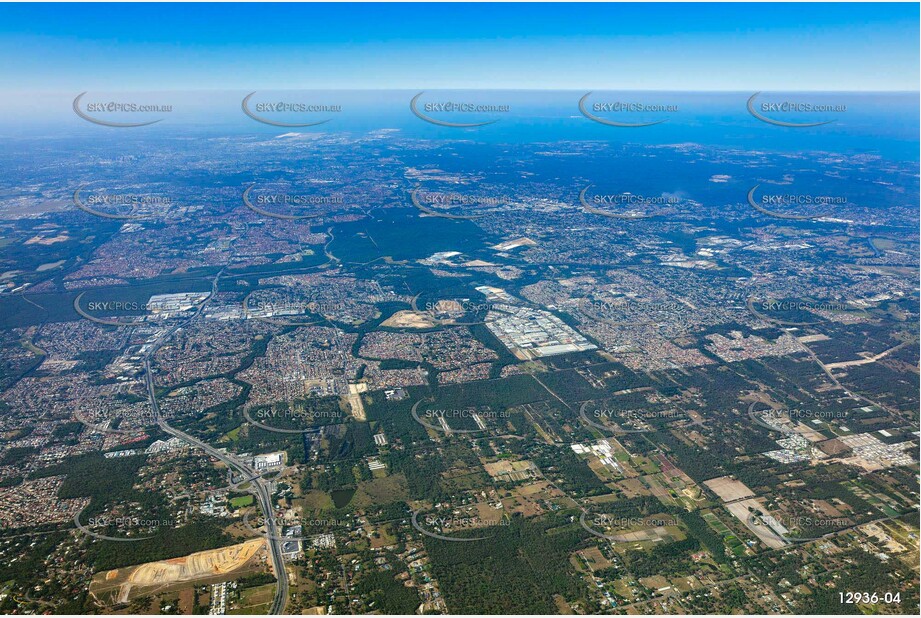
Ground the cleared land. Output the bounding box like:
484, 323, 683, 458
703, 476, 755, 502
90, 539, 268, 604
379, 310, 438, 328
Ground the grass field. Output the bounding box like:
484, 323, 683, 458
230, 495, 254, 508
348, 473, 410, 509
230, 583, 275, 614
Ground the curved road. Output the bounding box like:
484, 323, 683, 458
138, 271, 289, 614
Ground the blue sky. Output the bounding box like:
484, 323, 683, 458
0, 2, 918, 91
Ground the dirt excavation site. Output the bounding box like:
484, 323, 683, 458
89, 538, 269, 605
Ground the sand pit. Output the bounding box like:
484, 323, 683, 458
380, 310, 437, 329
127, 539, 264, 585
91, 539, 267, 604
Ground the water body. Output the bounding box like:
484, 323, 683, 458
330, 488, 356, 509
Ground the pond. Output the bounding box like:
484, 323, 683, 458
330, 488, 355, 509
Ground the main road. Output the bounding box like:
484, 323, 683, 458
139, 270, 289, 614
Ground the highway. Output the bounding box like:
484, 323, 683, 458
139, 270, 289, 615
145, 362, 288, 613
